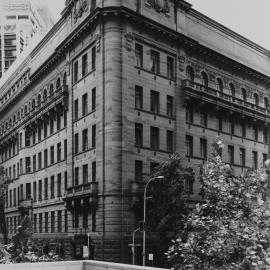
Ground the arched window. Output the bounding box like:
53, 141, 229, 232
6, 122, 8, 130
13, 115, 16, 123
229, 83, 235, 97
9, 118, 12, 127
264, 97, 269, 110
63, 72, 67, 85
43, 89, 47, 101
186, 66, 194, 82
32, 99, 36, 110
37, 94, 41, 106
49, 84, 54, 96
17, 111, 20, 120
216, 78, 223, 92
254, 93, 259, 106
241, 88, 247, 102
56, 77, 61, 89
24, 105, 28, 115
201, 71, 208, 87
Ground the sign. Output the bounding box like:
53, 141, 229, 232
148, 253, 153, 261
82, 246, 89, 259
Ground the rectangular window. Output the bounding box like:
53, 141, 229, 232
56, 114, 61, 131
33, 182, 36, 202
39, 213, 42, 233
229, 118, 234, 135
135, 160, 143, 182
83, 164, 88, 184
185, 135, 193, 157
57, 173, 61, 197
92, 161, 96, 182
167, 56, 174, 79
92, 88, 96, 111
82, 53, 88, 77
74, 167, 79, 186
74, 99, 78, 120
135, 85, 143, 110
51, 176, 55, 199
50, 146, 54, 164
44, 123, 47, 138
263, 153, 268, 167
50, 117, 54, 135
44, 149, 48, 168
65, 210, 68, 233
64, 171, 68, 190
25, 157, 31, 173
240, 148, 245, 167
38, 152, 42, 169
92, 46, 96, 70
167, 95, 173, 118
74, 133, 79, 154
135, 43, 143, 68
200, 109, 207, 127
135, 123, 143, 147
92, 125, 96, 148
58, 210, 62, 232
150, 127, 159, 150
186, 105, 193, 123
45, 212, 48, 233
217, 115, 222, 131
252, 151, 258, 169
82, 129, 88, 151
83, 211, 88, 229
74, 61, 78, 83
32, 131, 36, 145
150, 50, 160, 74
150, 162, 159, 174
33, 214, 37, 233
64, 139, 67, 159
228, 145, 234, 164
33, 155, 36, 172
253, 125, 258, 141
150, 90, 159, 114
25, 132, 30, 146
200, 138, 207, 160
57, 142, 61, 162
44, 178, 48, 200
38, 126, 41, 141
38, 180, 42, 201
64, 111, 67, 127
263, 128, 268, 143
167, 130, 173, 152
241, 122, 246, 138
51, 212, 55, 233
82, 93, 88, 116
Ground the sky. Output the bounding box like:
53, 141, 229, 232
187, 0, 270, 50
32, 0, 270, 50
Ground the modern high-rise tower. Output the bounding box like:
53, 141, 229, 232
0, 0, 54, 78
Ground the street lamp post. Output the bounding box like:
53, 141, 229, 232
142, 175, 164, 266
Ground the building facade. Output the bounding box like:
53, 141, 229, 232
0, 0, 270, 265
0, 0, 54, 77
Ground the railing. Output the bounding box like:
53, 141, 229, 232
18, 198, 32, 209
182, 79, 268, 116
65, 182, 98, 198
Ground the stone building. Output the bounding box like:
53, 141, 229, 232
0, 0, 270, 266
0, 0, 54, 77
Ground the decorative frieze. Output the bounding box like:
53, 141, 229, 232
73, 0, 89, 23
145, 0, 170, 14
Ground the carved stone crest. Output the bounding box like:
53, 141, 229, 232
178, 55, 186, 71
73, 0, 89, 23
145, 0, 170, 14
125, 33, 134, 51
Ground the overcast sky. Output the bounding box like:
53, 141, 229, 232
38, 0, 270, 50
187, 0, 270, 50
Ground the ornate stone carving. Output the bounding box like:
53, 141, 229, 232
125, 33, 134, 51
145, 0, 170, 14
95, 34, 102, 53
178, 55, 186, 71
73, 0, 89, 23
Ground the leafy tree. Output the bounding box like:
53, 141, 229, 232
132, 153, 194, 266
167, 138, 270, 270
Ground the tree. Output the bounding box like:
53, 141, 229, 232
167, 138, 270, 270
132, 153, 194, 266
0, 166, 12, 244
